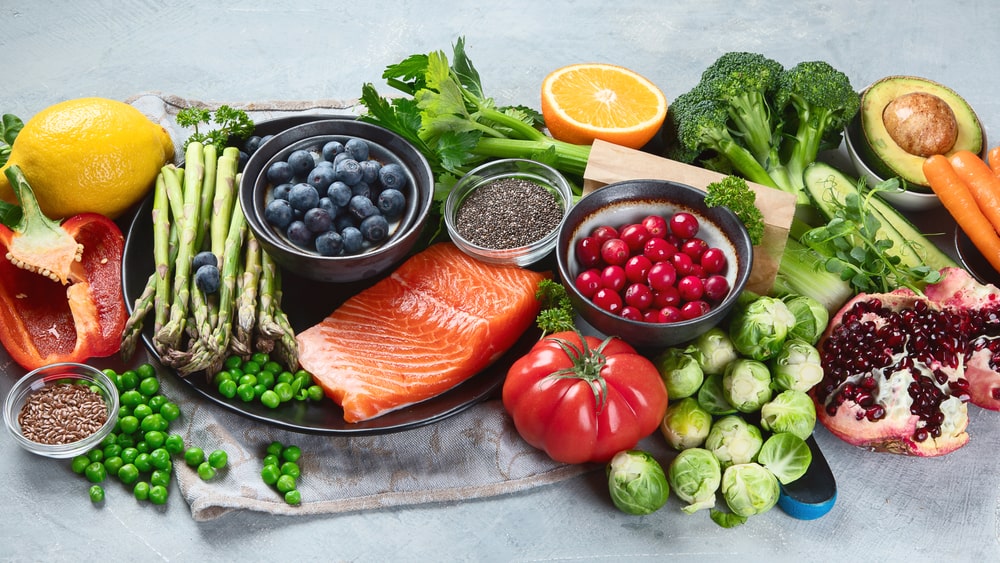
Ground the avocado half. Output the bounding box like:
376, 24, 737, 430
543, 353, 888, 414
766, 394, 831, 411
858, 75, 984, 190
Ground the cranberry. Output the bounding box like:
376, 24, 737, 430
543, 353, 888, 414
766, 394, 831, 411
677, 275, 705, 301
592, 287, 623, 314
660, 306, 684, 323
624, 283, 654, 310
700, 247, 728, 275
641, 215, 668, 239
647, 261, 677, 291
590, 225, 619, 243
681, 237, 709, 261
643, 237, 677, 262
670, 212, 699, 239
619, 223, 650, 252
643, 309, 667, 323
600, 238, 630, 266
652, 286, 681, 308
703, 274, 731, 302
621, 306, 644, 321
600, 265, 627, 293
575, 236, 603, 268
624, 255, 653, 284
680, 300, 711, 320
670, 252, 695, 276
574, 268, 602, 298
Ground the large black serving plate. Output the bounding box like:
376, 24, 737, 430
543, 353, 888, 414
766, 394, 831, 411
121, 115, 540, 435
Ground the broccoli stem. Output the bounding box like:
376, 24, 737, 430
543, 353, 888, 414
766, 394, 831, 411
471, 137, 590, 181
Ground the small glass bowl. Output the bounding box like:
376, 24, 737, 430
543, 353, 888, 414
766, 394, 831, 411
3, 362, 120, 459
444, 158, 573, 267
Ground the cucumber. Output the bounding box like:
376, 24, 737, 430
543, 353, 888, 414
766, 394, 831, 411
802, 162, 957, 272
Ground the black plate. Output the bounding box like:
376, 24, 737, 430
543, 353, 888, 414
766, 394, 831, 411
954, 227, 1000, 287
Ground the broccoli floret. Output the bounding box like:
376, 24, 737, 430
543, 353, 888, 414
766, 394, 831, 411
774, 60, 861, 194
704, 175, 766, 245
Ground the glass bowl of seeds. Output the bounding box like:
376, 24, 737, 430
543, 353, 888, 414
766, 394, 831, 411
3, 362, 119, 458
444, 158, 573, 267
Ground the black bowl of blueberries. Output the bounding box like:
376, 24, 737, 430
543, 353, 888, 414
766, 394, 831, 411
239, 117, 434, 283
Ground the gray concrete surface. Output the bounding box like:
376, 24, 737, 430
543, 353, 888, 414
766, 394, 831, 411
3, 1, 1000, 561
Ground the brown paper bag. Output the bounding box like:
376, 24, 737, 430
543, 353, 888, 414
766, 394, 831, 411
582, 140, 796, 295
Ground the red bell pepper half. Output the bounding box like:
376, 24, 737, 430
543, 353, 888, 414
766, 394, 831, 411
0, 165, 127, 370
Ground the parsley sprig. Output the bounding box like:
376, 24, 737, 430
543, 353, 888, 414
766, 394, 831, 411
176, 105, 254, 151
535, 279, 576, 337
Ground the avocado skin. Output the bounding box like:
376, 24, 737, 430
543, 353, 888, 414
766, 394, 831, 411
858, 75, 984, 188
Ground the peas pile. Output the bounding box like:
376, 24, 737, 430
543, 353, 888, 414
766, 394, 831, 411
261, 441, 303, 505
212, 353, 324, 409
71, 363, 228, 506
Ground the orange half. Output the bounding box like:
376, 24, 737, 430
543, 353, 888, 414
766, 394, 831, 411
541, 63, 668, 149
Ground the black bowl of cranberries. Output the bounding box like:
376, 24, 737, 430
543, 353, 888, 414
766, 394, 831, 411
556, 179, 754, 349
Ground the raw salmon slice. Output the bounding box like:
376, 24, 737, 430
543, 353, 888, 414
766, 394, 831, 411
297, 242, 547, 422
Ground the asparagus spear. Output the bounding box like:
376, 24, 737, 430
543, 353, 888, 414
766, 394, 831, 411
211, 148, 240, 259
233, 234, 262, 354
270, 267, 299, 371
193, 143, 217, 253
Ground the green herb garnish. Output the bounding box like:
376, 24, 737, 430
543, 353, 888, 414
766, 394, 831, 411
704, 175, 765, 245
535, 278, 575, 337
176, 105, 254, 151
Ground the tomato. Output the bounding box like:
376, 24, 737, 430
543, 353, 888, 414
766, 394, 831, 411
502, 331, 669, 464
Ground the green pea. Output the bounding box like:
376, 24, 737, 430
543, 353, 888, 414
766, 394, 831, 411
115, 433, 136, 449
144, 430, 166, 449
102, 442, 122, 458
197, 462, 216, 481
213, 370, 233, 387
263, 361, 282, 375
262, 454, 280, 468
164, 434, 185, 455
294, 370, 313, 387
135, 440, 150, 454
256, 370, 275, 390
149, 448, 171, 470
284, 489, 302, 505
89, 485, 105, 503
139, 376, 160, 397
71, 455, 90, 474
103, 456, 124, 476
87, 449, 104, 463
133, 481, 150, 501
121, 447, 139, 464
280, 461, 300, 478
260, 464, 281, 485
117, 463, 140, 485
136, 363, 156, 380
149, 485, 168, 505
120, 389, 143, 408
159, 402, 180, 422
104, 369, 122, 390
275, 474, 296, 494
184, 447, 205, 467
242, 360, 261, 375
252, 383, 268, 398
134, 452, 152, 473
260, 390, 280, 409
282, 445, 302, 463
99, 432, 117, 449
118, 415, 139, 435
132, 404, 153, 421
146, 394, 167, 413
274, 382, 293, 403
307, 385, 324, 401
208, 450, 228, 469
228, 366, 244, 379
238, 373, 258, 387
117, 405, 132, 419
224, 355, 242, 370
150, 469, 171, 488
266, 441, 284, 457
119, 370, 140, 391
236, 383, 255, 403
140, 413, 167, 433
85, 462, 107, 484
277, 371, 294, 385
251, 352, 270, 365
218, 379, 238, 399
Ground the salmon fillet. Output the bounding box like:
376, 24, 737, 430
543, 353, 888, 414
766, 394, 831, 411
296, 242, 547, 422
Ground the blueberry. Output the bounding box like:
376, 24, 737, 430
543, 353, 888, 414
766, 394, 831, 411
333, 213, 356, 232
378, 163, 407, 190
303, 207, 333, 233
307, 165, 337, 192
288, 183, 320, 211
348, 195, 378, 221
315, 160, 334, 169
359, 159, 381, 185
192, 251, 218, 271
344, 138, 370, 162
318, 196, 339, 217
287, 149, 315, 178
341, 226, 364, 254
327, 181, 352, 207
315, 231, 344, 256
264, 199, 294, 229
272, 183, 293, 201
266, 161, 294, 185
238, 151, 248, 171
321, 141, 345, 163
376, 188, 406, 219
332, 152, 350, 168
285, 220, 313, 247
194, 264, 220, 294
335, 158, 363, 185
243, 136, 263, 155
360, 214, 390, 243
350, 181, 371, 200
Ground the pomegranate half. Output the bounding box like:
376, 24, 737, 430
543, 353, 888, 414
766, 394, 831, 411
812, 267, 1000, 456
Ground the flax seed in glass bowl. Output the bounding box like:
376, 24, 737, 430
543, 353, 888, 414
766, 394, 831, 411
3, 362, 119, 458
444, 158, 573, 267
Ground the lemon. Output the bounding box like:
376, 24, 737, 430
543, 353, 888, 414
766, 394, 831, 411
0, 97, 175, 219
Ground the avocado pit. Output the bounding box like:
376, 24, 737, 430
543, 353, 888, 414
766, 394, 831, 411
882, 92, 958, 157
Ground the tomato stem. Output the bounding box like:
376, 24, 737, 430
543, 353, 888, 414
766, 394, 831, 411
547, 334, 619, 414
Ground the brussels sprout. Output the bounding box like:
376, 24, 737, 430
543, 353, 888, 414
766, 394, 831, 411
782, 294, 830, 345
606, 450, 670, 515
757, 432, 813, 485
704, 415, 763, 468
721, 462, 780, 517
760, 389, 817, 440
654, 348, 704, 400
660, 398, 713, 450
769, 338, 824, 393
722, 359, 773, 413
687, 327, 739, 376
668, 447, 721, 514
729, 295, 796, 361
697, 374, 737, 416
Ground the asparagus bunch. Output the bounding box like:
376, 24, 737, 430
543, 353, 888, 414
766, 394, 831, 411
121, 143, 299, 376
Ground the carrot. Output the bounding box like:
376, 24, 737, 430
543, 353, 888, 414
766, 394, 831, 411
949, 150, 1000, 237
988, 145, 1000, 178
923, 154, 1000, 275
